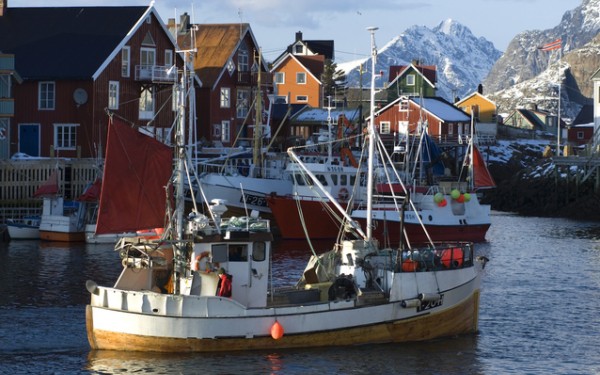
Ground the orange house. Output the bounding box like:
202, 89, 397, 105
271, 54, 324, 108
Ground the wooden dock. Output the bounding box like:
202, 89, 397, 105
0, 158, 100, 222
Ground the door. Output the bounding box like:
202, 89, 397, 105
19, 123, 40, 157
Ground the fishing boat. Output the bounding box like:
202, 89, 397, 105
6, 216, 40, 240
267, 100, 495, 244
35, 170, 87, 242
85, 31, 488, 352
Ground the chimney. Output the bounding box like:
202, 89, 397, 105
477, 84, 483, 95
178, 12, 190, 35
0, 0, 6, 17
295, 31, 303, 42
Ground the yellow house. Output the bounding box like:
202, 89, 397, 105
455, 90, 497, 123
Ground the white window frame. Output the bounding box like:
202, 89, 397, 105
54, 123, 78, 150
380, 121, 391, 134
220, 87, 230, 108
399, 100, 409, 111
296, 72, 306, 84
577, 131, 585, 140
121, 46, 130, 77
39, 81, 55, 110
406, 74, 415, 86
108, 81, 119, 110
140, 47, 156, 70
238, 45, 249, 72
398, 121, 409, 135
274, 72, 285, 84
221, 120, 230, 143
296, 95, 308, 102
213, 123, 221, 138
139, 87, 154, 120
236, 89, 250, 119
0, 74, 11, 98
164, 49, 173, 67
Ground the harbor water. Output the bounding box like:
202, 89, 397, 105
1, 212, 600, 374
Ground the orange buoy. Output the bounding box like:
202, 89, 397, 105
271, 321, 284, 340
441, 247, 464, 268
402, 259, 417, 272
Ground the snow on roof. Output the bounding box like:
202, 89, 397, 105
293, 107, 360, 123
413, 97, 470, 122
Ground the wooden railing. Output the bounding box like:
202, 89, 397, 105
0, 158, 100, 221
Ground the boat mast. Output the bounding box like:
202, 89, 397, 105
366, 26, 378, 241
253, 48, 263, 177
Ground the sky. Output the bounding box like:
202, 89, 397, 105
13, 0, 583, 63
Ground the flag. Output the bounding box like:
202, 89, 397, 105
539, 38, 562, 51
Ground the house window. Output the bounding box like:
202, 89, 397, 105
140, 47, 156, 69
139, 87, 154, 120
236, 89, 250, 118
398, 121, 408, 134
220, 87, 230, 108
294, 44, 303, 54
213, 123, 221, 138
164, 49, 173, 67
121, 46, 130, 77
380, 121, 391, 134
274, 72, 285, 84
296, 95, 308, 102
108, 81, 119, 110
399, 100, 409, 111
54, 123, 78, 150
577, 131, 585, 140
221, 120, 230, 143
406, 74, 415, 86
296, 72, 306, 84
0, 74, 10, 98
39, 82, 55, 110
238, 44, 249, 72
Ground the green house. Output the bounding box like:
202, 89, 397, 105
386, 62, 436, 103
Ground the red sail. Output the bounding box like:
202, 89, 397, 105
473, 145, 496, 189
33, 169, 59, 197
96, 117, 173, 235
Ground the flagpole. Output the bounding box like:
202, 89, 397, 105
557, 47, 561, 156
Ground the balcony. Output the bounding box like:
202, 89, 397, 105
135, 65, 177, 83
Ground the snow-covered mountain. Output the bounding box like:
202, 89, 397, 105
340, 19, 502, 101
484, 0, 600, 94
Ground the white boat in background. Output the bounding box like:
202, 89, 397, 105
85, 31, 488, 353
6, 216, 40, 240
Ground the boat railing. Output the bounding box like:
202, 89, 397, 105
399, 242, 474, 272
219, 216, 271, 232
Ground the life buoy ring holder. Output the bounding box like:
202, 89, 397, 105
338, 188, 350, 201
193, 251, 210, 271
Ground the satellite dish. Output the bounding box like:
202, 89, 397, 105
73, 88, 88, 105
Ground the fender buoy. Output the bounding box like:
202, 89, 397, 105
402, 259, 417, 272
193, 251, 210, 271
271, 321, 284, 340
338, 188, 349, 201
441, 247, 464, 268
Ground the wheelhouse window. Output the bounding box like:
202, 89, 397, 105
121, 46, 130, 77
39, 82, 55, 110
0, 74, 10, 98
108, 81, 119, 110
54, 123, 78, 150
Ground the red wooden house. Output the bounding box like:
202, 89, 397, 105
175, 18, 271, 147
372, 96, 471, 142
0, 3, 186, 158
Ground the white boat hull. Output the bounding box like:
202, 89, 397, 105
6, 221, 40, 240
199, 174, 293, 214
87, 267, 481, 352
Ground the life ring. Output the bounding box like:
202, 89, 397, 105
193, 251, 210, 271
338, 188, 349, 201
